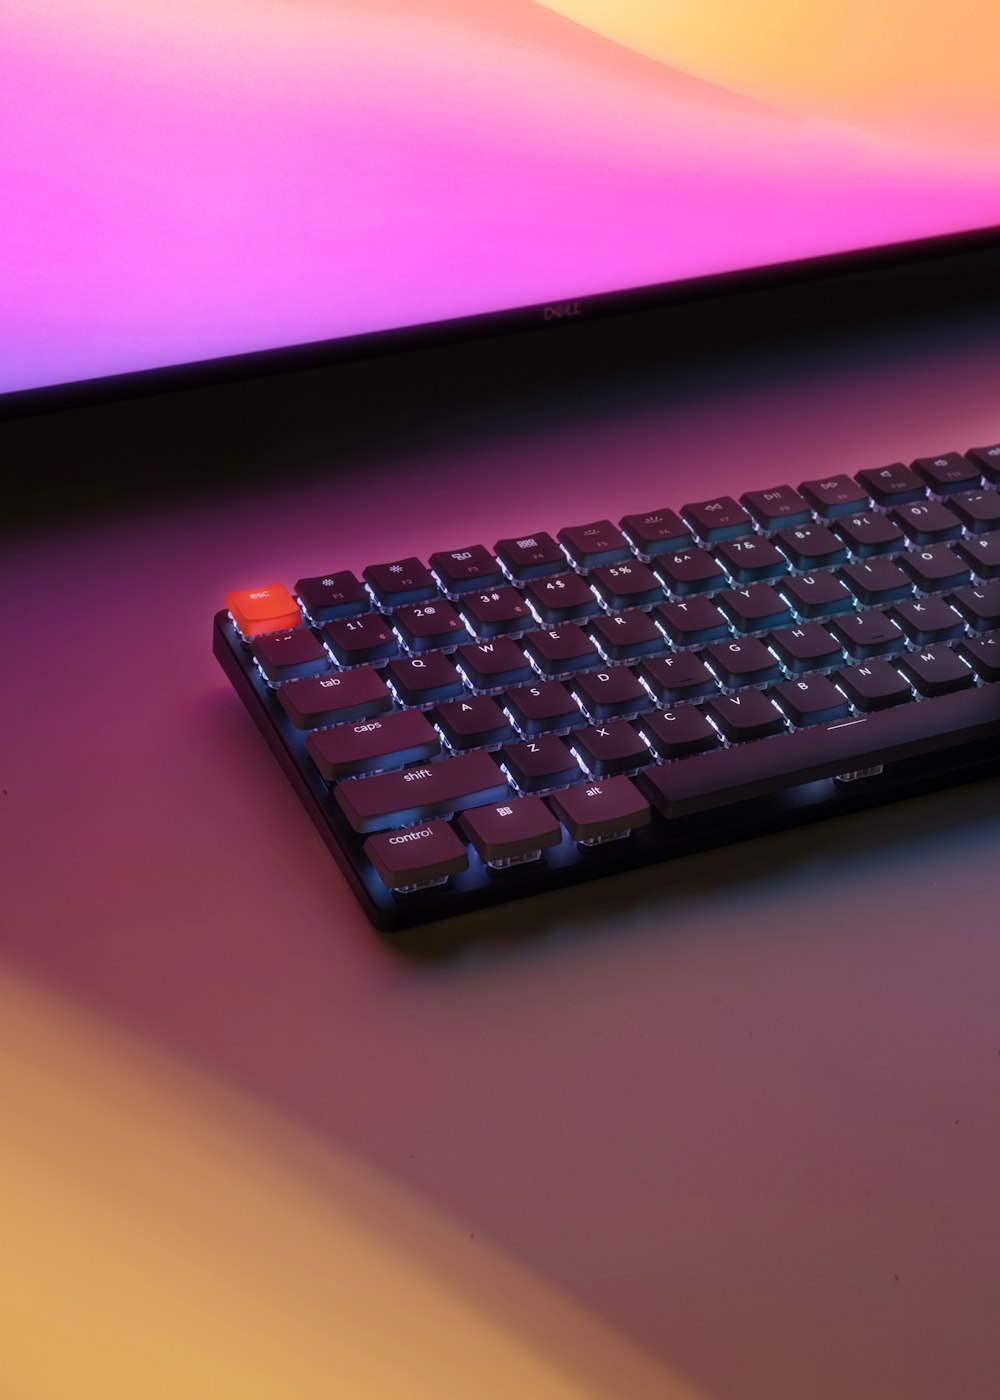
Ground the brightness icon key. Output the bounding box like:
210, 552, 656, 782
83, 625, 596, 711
225, 583, 302, 637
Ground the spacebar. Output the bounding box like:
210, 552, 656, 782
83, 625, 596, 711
641, 683, 1000, 818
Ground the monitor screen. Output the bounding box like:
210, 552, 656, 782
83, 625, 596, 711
5, 0, 1000, 398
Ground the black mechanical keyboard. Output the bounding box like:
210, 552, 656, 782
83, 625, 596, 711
214, 445, 1000, 929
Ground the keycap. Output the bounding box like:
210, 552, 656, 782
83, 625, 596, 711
385, 653, 465, 706
834, 659, 913, 712
799, 474, 869, 519
432, 695, 514, 750
771, 674, 851, 727
572, 668, 650, 722
767, 622, 842, 673
654, 596, 730, 646
888, 596, 965, 645
558, 520, 631, 570
653, 547, 727, 596
704, 689, 787, 742
637, 652, 719, 704
589, 559, 663, 611
589, 609, 665, 662
639, 707, 719, 759
503, 680, 582, 735
619, 508, 691, 557
954, 532, 1000, 580
429, 546, 504, 594
912, 452, 981, 494
897, 645, 976, 698
277, 667, 393, 730
336, 750, 509, 832
838, 558, 913, 606
833, 513, 906, 557
740, 484, 812, 530
899, 544, 971, 593
502, 735, 581, 792
393, 599, 469, 652
225, 583, 301, 637
363, 557, 438, 608
459, 796, 562, 864
681, 495, 752, 543
456, 637, 534, 691
295, 570, 370, 622
718, 584, 792, 634
522, 623, 601, 676
460, 586, 532, 638
324, 613, 399, 667
306, 709, 439, 780
640, 683, 1000, 817
774, 523, 847, 570
495, 532, 565, 581
780, 571, 855, 619
829, 610, 905, 660
572, 721, 650, 776
957, 630, 1000, 682
948, 582, 1000, 631
704, 636, 783, 687
549, 776, 651, 843
364, 821, 468, 890
948, 490, 1000, 535
714, 534, 789, 584
856, 463, 925, 506
966, 444, 1000, 484
252, 627, 329, 683
524, 572, 600, 624
889, 499, 962, 545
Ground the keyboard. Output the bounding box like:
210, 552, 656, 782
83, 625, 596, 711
214, 445, 1000, 929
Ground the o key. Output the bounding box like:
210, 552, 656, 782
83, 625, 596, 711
226, 583, 301, 637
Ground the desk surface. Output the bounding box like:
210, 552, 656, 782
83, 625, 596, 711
4, 312, 1000, 1400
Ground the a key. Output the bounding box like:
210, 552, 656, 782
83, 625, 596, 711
889, 499, 962, 545
386, 653, 465, 706
364, 821, 468, 890
949, 490, 1000, 535
295, 570, 370, 622
771, 674, 851, 727
432, 695, 514, 750
833, 513, 906, 557
704, 636, 783, 687
888, 596, 965, 645
954, 532, 1000, 580
717, 584, 792, 634
767, 622, 842, 673
798, 473, 869, 519
460, 586, 532, 638
897, 645, 976, 698
429, 546, 504, 594
589, 609, 665, 662
225, 583, 301, 637
714, 534, 789, 584
336, 750, 509, 833
774, 523, 847, 570
639, 707, 719, 759
835, 660, 913, 712
522, 623, 601, 676
456, 637, 534, 691
393, 600, 469, 652
494, 532, 565, 581
363, 557, 438, 608
653, 547, 727, 597
502, 735, 581, 793
558, 520, 632, 570
252, 627, 329, 683
549, 776, 651, 843
948, 582, 1000, 631
957, 630, 1000, 682
589, 559, 663, 611
324, 613, 399, 667
740, 484, 812, 531
572, 721, 650, 777
277, 666, 393, 730
780, 571, 855, 619
459, 796, 562, 864
503, 680, 582, 735
912, 452, 981, 494
637, 652, 719, 704
829, 610, 905, 660
306, 709, 440, 780
838, 558, 913, 606
704, 689, 787, 742
899, 543, 971, 593
681, 496, 753, 543
524, 572, 600, 624
856, 463, 925, 506
966, 445, 1000, 484
572, 668, 650, 721
654, 596, 730, 646
619, 508, 692, 557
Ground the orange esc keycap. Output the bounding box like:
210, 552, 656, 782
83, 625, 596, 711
225, 583, 301, 637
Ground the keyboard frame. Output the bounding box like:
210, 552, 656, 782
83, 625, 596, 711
214, 612, 1000, 930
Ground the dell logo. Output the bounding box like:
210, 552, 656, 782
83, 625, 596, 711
543, 300, 582, 321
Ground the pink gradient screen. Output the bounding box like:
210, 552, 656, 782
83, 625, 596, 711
4, 0, 1000, 396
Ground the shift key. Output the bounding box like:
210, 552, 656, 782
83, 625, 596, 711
335, 750, 510, 832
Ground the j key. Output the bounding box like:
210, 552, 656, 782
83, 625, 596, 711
460, 586, 532, 638
704, 689, 786, 742
838, 558, 913, 606
654, 596, 730, 646
714, 534, 788, 584
502, 734, 581, 793
252, 627, 329, 683
590, 609, 665, 662
888, 596, 965, 645
457, 637, 534, 691
948, 582, 1000, 631
897, 645, 976, 698
957, 629, 1000, 681
639, 706, 720, 759
522, 624, 601, 677
494, 532, 565, 581
767, 622, 842, 673
386, 652, 465, 706
771, 674, 851, 727
966, 444, 1000, 484
324, 613, 399, 667
459, 796, 562, 864
524, 572, 600, 624
653, 547, 727, 597
829, 610, 905, 660
717, 585, 792, 633
948, 490, 1000, 535
955, 532, 1000, 580
393, 600, 468, 652
619, 508, 691, 557
912, 452, 981, 495
835, 659, 913, 712
740, 484, 812, 531
364, 821, 468, 890
681, 495, 752, 543
704, 636, 783, 687
549, 776, 651, 843
799, 474, 869, 519
306, 709, 440, 780
640, 684, 1000, 818
638, 652, 719, 704
429, 546, 504, 594
363, 557, 438, 608
856, 463, 925, 506
336, 749, 509, 833
833, 513, 906, 557
572, 667, 650, 721
571, 722, 651, 777
774, 523, 847, 570
225, 583, 301, 638
889, 499, 962, 545
558, 520, 632, 570
899, 543, 971, 592
432, 695, 514, 750
295, 570, 370, 622
780, 571, 855, 619
504, 680, 582, 735
590, 559, 663, 611
277, 666, 393, 730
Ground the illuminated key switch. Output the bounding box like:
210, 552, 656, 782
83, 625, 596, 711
225, 584, 301, 637
459, 796, 562, 865
364, 821, 468, 891
549, 776, 651, 844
